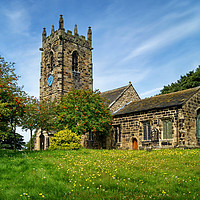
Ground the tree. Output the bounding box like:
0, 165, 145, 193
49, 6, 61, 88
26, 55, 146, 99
55, 89, 112, 137
0, 131, 25, 150
21, 96, 39, 151
37, 98, 57, 134
0, 56, 27, 151
24, 132, 36, 150
160, 66, 200, 94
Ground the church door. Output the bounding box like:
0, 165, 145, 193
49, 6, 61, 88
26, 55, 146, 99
132, 138, 138, 150
40, 134, 44, 150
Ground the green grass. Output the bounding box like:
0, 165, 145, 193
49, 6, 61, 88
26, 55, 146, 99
0, 149, 199, 200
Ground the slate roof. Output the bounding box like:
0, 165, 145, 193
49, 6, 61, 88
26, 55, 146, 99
114, 87, 200, 116
100, 85, 128, 105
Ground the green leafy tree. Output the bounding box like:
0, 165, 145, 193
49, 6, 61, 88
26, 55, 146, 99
37, 98, 57, 135
0, 56, 27, 151
49, 127, 81, 150
0, 131, 25, 150
160, 66, 200, 94
55, 89, 112, 138
21, 96, 39, 151
24, 132, 36, 150
21, 97, 57, 150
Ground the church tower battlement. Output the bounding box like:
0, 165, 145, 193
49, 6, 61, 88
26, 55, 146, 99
39, 15, 93, 101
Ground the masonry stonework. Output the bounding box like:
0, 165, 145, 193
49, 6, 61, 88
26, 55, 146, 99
100, 82, 140, 114
110, 83, 140, 113
35, 16, 200, 151
112, 107, 178, 150
110, 88, 200, 150
40, 15, 93, 101
35, 15, 93, 150
181, 91, 200, 146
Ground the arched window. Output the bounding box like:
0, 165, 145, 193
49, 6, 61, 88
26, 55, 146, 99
113, 125, 121, 144
50, 51, 54, 72
72, 51, 78, 72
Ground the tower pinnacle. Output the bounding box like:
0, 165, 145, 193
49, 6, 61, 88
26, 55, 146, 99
87, 26, 92, 47
59, 15, 64, 30
51, 25, 55, 35
74, 24, 78, 36
42, 28, 46, 41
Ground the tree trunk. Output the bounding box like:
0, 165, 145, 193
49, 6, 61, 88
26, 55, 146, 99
11, 117, 17, 152
30, 129, 33, 151
13, 122, 16, 152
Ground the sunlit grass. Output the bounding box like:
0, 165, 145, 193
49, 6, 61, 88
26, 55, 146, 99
0, 149, 199, 199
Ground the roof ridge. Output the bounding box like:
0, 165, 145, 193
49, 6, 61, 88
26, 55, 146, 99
114, 86, 200, 116
141, 86, 200, 101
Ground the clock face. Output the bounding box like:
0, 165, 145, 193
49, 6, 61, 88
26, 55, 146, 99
48, 75, 53, 86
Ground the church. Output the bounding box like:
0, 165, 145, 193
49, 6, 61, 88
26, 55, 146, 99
34, 15, 200, 150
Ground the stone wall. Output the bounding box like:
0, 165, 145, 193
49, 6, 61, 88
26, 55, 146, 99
34, 129, 50, 150
81, 132, 107, 149
112, 106, 179, 150
181, 91, 200, 146
40, 17, 93, 101
111, 90, 200, 150
110, 84, 140, 113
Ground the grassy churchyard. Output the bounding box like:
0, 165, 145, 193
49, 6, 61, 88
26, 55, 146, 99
0, 148, 199, 200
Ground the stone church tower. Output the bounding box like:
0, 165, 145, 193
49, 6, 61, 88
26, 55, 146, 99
39, 15, 93, 101
35, 15, 93, 150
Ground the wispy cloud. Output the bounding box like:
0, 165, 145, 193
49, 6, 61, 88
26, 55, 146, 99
94, 68, 151, 92
140, 87, 163, 98
3, 4, 31, 35
122, 16, 200, 62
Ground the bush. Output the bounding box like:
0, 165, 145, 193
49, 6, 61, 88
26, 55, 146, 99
49, 128, 81, 150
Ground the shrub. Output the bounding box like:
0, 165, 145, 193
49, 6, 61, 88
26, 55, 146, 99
49, 128, 81, 150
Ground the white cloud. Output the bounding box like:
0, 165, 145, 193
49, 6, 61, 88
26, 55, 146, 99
140, 87, 163, 98
94, 68, 151, 92
122, 16, 200, 62
3, 5, 31, 35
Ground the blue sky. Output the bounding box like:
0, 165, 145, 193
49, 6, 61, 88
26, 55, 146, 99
1, 0, 200, 141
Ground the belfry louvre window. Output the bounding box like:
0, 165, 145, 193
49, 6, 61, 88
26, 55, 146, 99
50, 51, 54, 71
72, 51, 78, 72
114, 125, 121, 144
163, 119, 172, 139
143, 122, 151, 140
